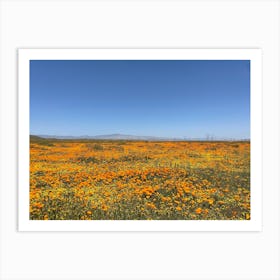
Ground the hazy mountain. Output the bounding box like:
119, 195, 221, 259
92, 134, 171, 140
36, 134, 180, 141
34, 134, 250, 141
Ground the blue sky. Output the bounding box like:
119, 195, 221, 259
30, 60, 250, 139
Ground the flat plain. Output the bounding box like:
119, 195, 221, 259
30, 137, 250, 220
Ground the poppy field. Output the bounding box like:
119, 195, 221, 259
30, 137, 250, 220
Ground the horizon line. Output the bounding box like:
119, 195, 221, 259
31, 133, 251, 141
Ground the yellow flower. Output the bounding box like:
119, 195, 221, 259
146, 203, 156, 209
208, 198, 214, 205
195, 208, 202, 214
101, 205, 108, 211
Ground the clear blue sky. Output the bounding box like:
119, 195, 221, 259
30, 60, 250, 139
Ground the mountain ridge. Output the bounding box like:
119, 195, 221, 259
31, 134, 250, 141
35, 133, 174, 140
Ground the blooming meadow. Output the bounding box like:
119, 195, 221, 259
30, 137, 250, 220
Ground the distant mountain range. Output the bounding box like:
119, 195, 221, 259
33, 134, 250, 141
36, 134, 178, 141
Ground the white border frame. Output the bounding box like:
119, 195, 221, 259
18, 49, 262, 231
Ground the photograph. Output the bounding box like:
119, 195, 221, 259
1, 0, 276, 278
29, 58, 251, 221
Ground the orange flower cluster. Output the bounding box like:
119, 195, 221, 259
29, 139, 250, 220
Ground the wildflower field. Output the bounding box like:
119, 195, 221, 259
30, 137, 250, 220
